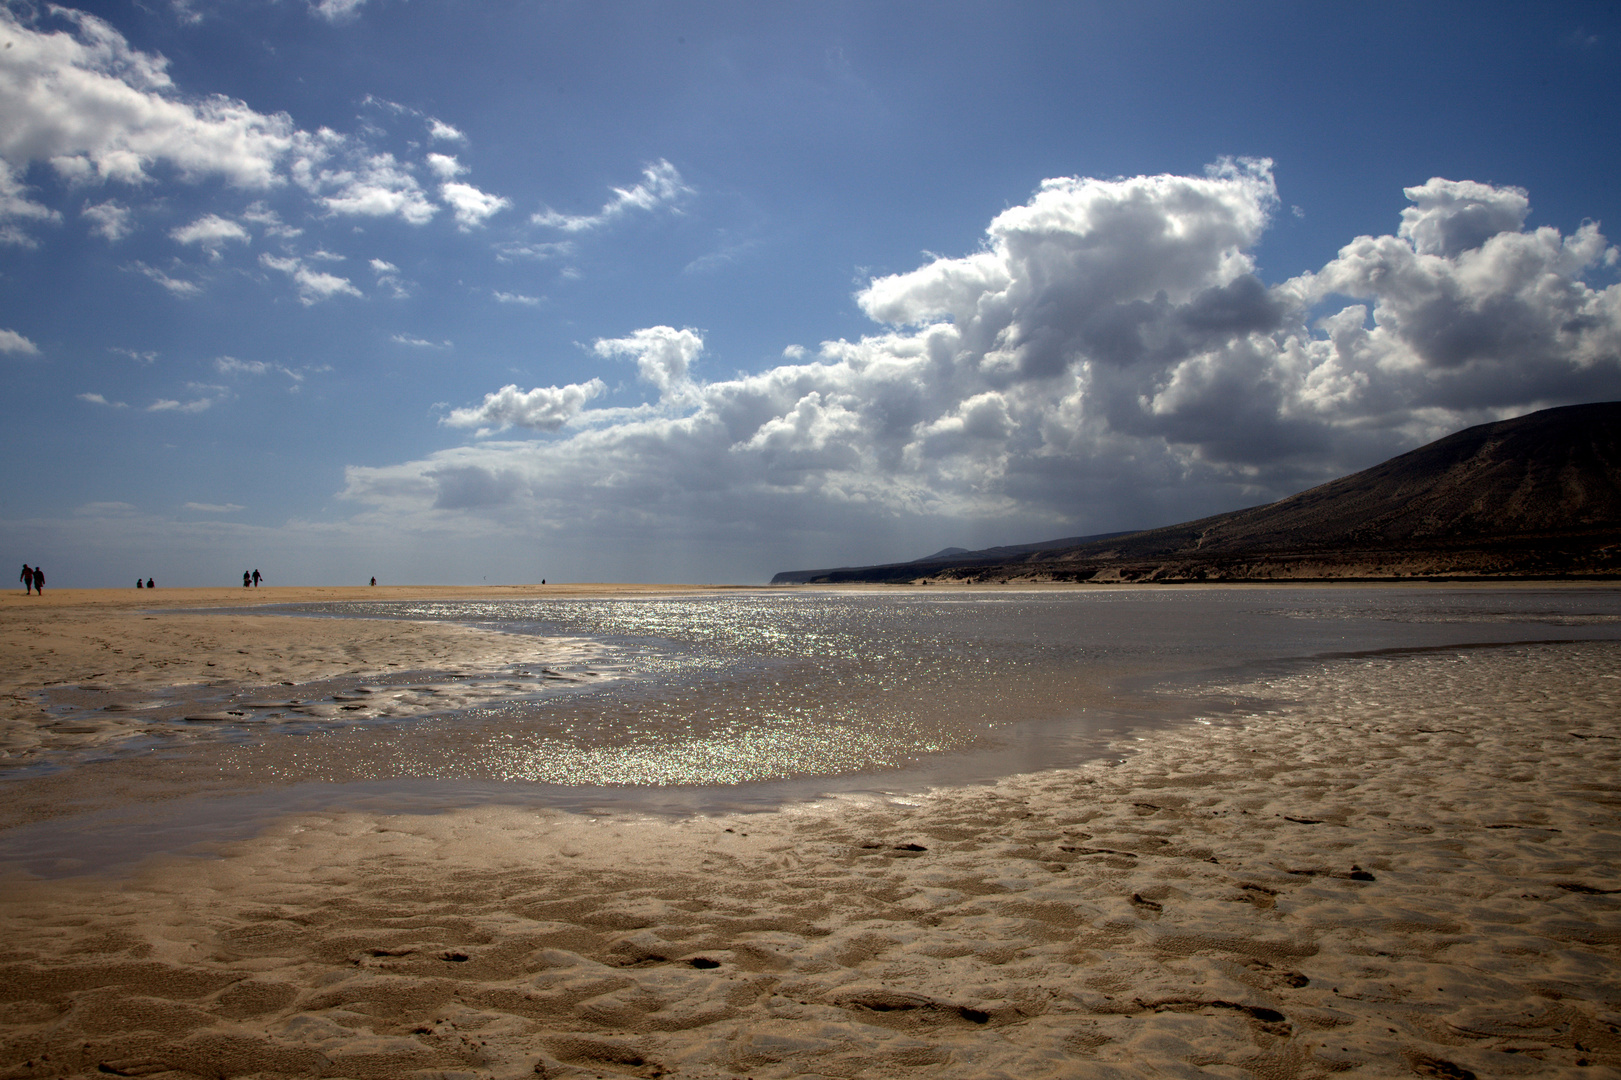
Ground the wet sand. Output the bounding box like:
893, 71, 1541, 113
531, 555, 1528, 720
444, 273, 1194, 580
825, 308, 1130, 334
0, 585, 731, 765
1, 588, 1619, 1078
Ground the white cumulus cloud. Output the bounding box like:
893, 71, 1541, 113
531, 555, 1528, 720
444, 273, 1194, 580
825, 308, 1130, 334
593, 325, 703, 399
340, 163, 1621, 578
170, 212, 249, 250
0, 8, 516, 247
82, 199, 132, 240
425, 153, 464, 179
440, 180, 510, 230
0, 327, 40, 355
309, 0, 367, 22
442, 379, 607, 434
0, 6, 299, 191
427, 118, 464, 143
298, 148, 436, 224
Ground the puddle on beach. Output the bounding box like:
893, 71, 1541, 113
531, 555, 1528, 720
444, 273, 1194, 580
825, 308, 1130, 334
5, 586, 1621, 877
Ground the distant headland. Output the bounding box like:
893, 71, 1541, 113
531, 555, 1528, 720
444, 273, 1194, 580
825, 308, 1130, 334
772, 402, 1621, 584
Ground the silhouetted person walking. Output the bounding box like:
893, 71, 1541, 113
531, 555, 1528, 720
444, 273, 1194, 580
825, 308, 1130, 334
252, 569, 261, 587
243, 571, 251, 588
32, 567, 43, 594
21, 564, 32, 595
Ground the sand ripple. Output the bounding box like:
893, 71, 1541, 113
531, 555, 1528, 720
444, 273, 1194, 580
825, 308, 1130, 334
2, 640, 1618, 1077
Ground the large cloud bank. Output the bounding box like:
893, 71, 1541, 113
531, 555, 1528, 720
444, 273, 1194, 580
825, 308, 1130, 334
342, 161, 1621, 568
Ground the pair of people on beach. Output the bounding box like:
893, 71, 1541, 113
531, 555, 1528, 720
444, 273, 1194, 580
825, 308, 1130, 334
242, 569, 262, 588
19, 564, 42, 594
136, 578, 154, 589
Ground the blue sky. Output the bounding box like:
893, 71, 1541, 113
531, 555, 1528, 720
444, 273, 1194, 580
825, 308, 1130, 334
3, 1, 1620, 586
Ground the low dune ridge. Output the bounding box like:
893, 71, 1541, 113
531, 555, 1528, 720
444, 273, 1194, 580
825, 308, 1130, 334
2, 636, 1618, 1078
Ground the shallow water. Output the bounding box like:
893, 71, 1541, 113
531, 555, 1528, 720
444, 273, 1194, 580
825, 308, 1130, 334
246, 586, 1621, 785
6, 585, 1621, 875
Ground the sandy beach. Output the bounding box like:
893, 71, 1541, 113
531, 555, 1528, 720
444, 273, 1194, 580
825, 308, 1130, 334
1, 587, 1619, 1078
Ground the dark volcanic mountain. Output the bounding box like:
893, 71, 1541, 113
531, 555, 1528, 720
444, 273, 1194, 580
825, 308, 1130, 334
771, 402, 1621, 584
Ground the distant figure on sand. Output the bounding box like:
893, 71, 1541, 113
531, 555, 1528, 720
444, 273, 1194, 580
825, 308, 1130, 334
243, 571, 251, 588
136, 578, 143, 589
21, 564, 32, 594
370, 577, 376, 586
147, 578, 154, 589
32, 567, 43, 594
252, 569, 261, 587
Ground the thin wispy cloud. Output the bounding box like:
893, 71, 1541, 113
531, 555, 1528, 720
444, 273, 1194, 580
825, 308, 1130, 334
171, 213, 250, 255
217, 356, 292, 379
241, 201, 301, 238
131, 262, 202, 298
532, 160, 690, 233
260, 253, 361, 304
148, 396, 215, 413
370, 258, 411, 298
495, 240, 573, 262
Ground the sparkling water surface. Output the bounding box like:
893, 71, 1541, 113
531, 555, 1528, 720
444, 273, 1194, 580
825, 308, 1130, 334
257, 585, 1621, 786
7, 585, 1621, 875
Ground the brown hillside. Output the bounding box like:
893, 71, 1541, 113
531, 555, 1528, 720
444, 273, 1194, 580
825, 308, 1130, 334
772, 402, 1621, 584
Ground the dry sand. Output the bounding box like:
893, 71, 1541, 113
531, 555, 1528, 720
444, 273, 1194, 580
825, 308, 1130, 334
1, 588, 1619, 1078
